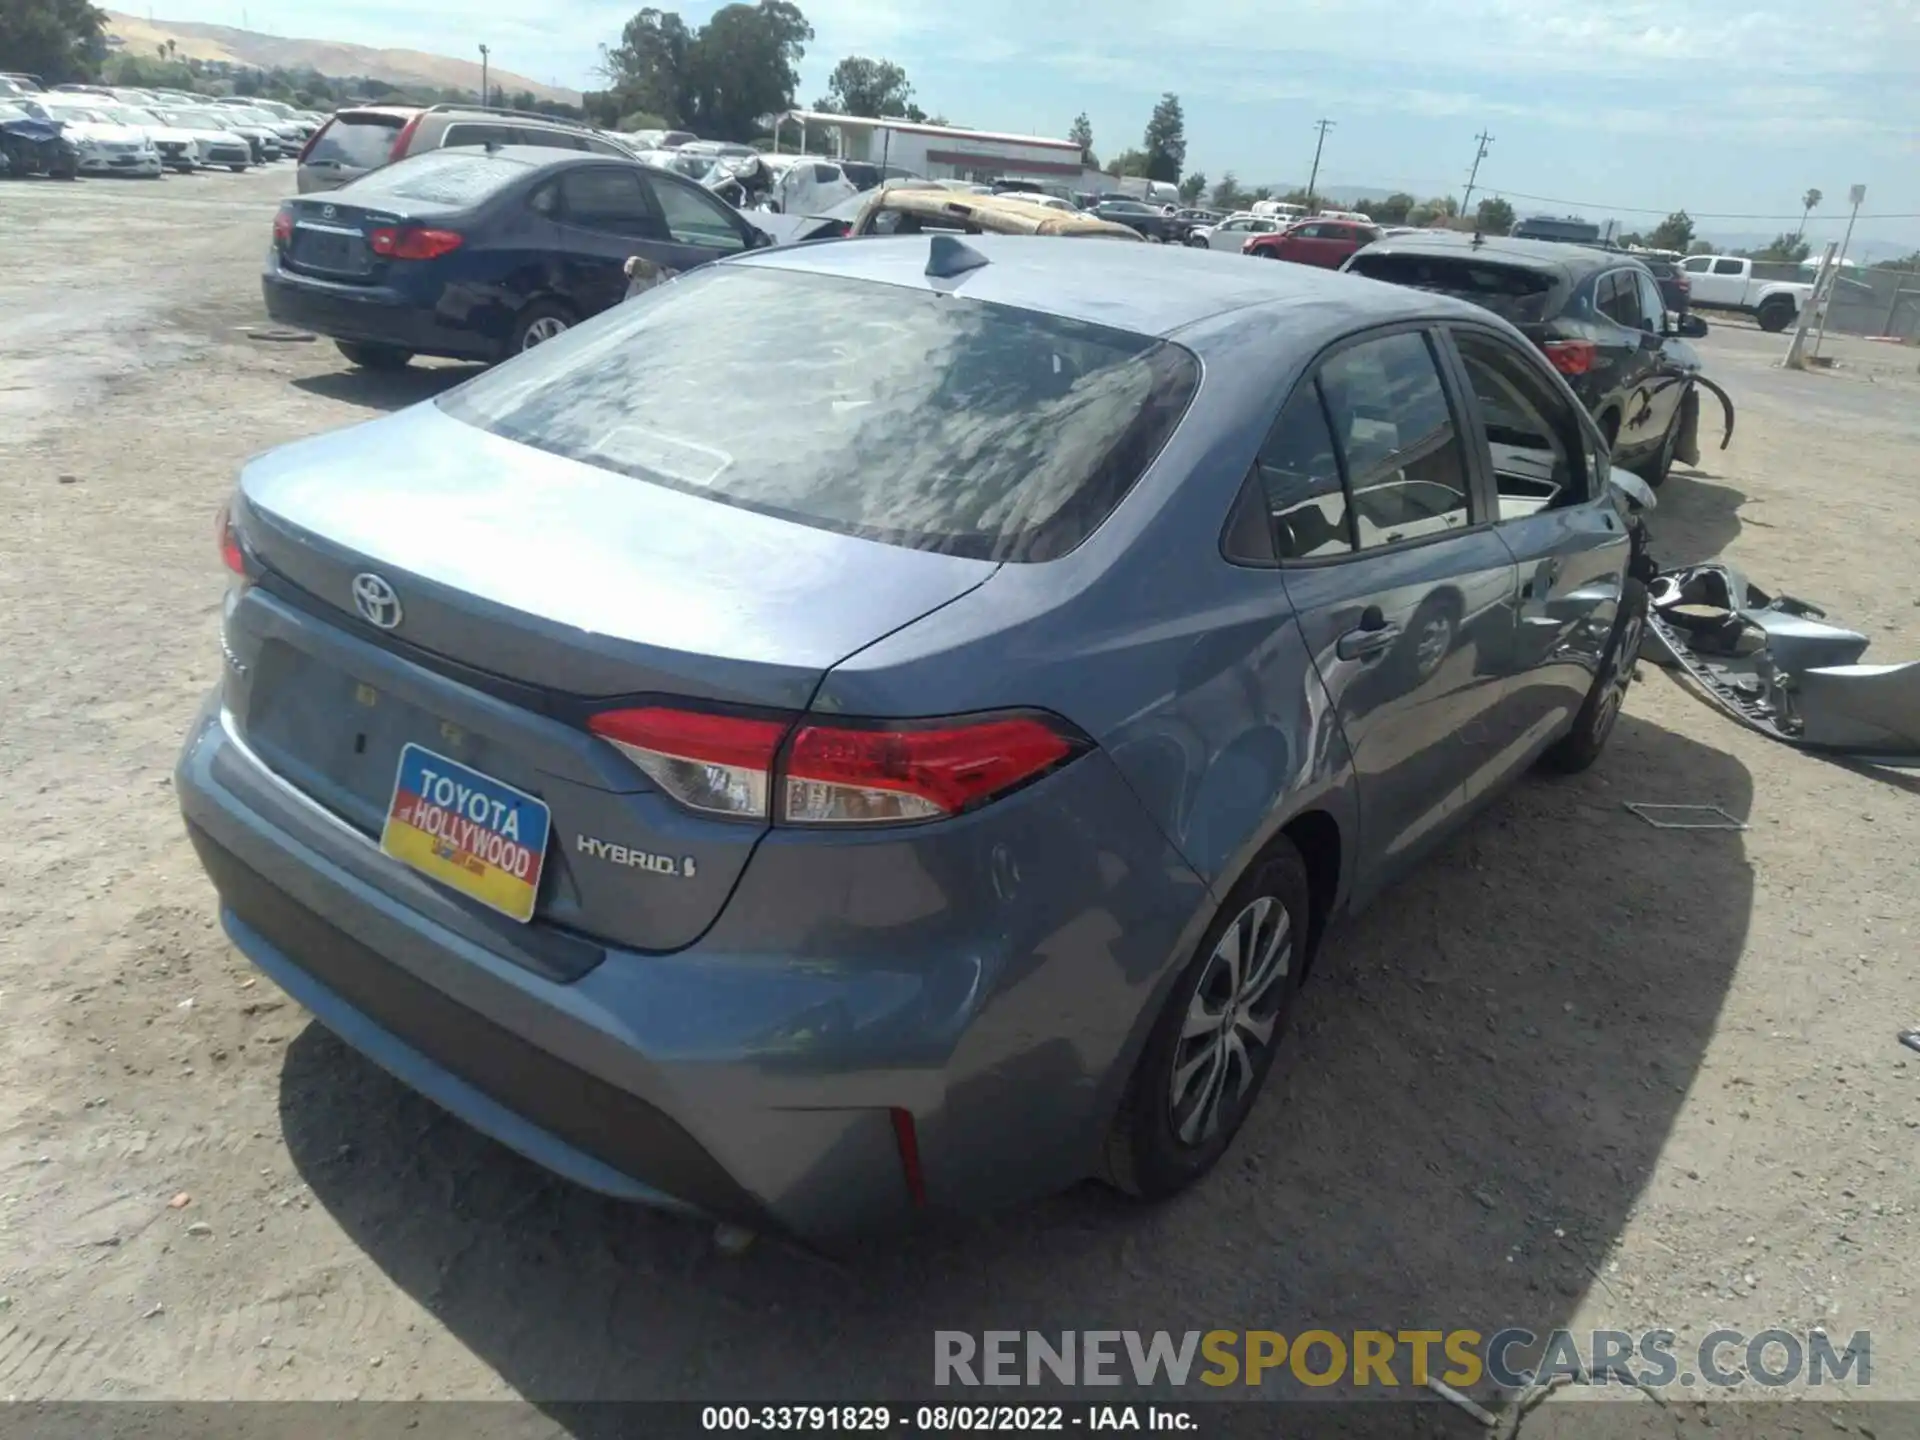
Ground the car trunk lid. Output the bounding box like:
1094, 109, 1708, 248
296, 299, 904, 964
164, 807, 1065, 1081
224, 403, 997, 955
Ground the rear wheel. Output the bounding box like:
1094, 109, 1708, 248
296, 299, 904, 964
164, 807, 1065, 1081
1633, 399, 1683, 488
228, 163, 247, 173
1104, 843, 1309, 1200
508, 299, 574, 356
1756, 296, 1796, 333
335, 340, 414, 371
1541, 577, 1648, 774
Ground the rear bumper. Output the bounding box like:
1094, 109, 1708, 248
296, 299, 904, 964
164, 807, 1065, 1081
176, 684, 1207, 1240
262, 263, 497, 361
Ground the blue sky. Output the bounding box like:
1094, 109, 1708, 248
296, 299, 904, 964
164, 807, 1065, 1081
167, 0, 1919, 250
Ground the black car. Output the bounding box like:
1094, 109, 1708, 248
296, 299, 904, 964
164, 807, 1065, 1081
1086, 197, 1182, 242
1635, 255, 1692, 323
263, 146, 774, 370
1345, 233, 1698, 485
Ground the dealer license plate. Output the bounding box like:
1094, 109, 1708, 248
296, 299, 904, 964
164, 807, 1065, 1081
379, 744, 551, 922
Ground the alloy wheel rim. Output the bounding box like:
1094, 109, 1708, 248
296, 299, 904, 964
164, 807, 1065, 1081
1593, 607, 1645, 737
522, 316, 568, 349
1168, 896, 1293, 1146
1414, 614, 1452, 675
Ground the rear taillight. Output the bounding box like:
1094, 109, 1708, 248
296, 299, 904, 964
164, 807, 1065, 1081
1542, 339, 1597, 376
784, 716, 1077, 824
368, 226, 463, 260
1676, 275, 1691, 293
588, 707, 786, 819
216, 500, 244, 574
387, 113, 421, 162
271, 204, 293, 246
586, 706, 1085, 826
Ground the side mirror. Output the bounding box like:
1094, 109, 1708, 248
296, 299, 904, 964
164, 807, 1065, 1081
1608, 466, 1658, 513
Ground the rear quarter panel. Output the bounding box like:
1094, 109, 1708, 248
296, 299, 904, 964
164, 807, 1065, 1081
810, 301, 1362, 904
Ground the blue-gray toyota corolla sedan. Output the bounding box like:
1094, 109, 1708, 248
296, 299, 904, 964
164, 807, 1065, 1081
178, 234, 1647, 1243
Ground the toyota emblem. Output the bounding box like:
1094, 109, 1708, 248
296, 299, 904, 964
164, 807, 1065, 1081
351, 572, 403, 630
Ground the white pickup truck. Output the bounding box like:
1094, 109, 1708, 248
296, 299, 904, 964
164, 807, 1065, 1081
1679, 255, 1815, 333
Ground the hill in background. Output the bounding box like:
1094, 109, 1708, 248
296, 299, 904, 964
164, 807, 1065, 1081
103, 11, 582, 106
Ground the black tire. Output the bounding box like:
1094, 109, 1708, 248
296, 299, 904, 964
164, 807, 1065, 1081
1541, 577, 1649, 774
335, 340, 414, 371
228, 164, 247, 173
507, 299, 575, 357
1632, 399, 1684, 488
1756, 297, 1795, 333
1104, 842, 1310, 1200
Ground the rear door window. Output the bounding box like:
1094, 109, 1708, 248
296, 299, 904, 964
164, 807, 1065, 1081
438, 122, 513, 151
1595, 271, 1641, 327
437, 265, 1200, 563
305, 113, 404, 168
1257, 384, 1352, 560
509, 125, 588, 150
1711, 257, 1744, 276
559, 166, 662, 237
1317, 332, 1472, 549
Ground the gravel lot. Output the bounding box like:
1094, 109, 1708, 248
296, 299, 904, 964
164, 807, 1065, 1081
3, 169, 1918, 1428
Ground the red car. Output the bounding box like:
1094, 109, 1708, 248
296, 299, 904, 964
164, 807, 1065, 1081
1245, 218, 1383, 268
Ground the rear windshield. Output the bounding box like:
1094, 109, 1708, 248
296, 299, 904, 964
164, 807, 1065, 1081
1346, 252, 1558, 324
438, 265, 1200, 563
1512, 218, 1600, 243
307, 113, 405, 168
343, 149, 528, 205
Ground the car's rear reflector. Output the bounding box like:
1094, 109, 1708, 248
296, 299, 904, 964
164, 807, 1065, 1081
891, 1107, 927, 1207
1541, 339, 1597, 376
586, 706, 1085, 826
387, 112, 422, 163
588, 707, 787, 819
784, 715, 1079, 824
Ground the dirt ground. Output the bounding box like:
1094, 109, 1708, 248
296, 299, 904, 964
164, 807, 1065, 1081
3, 169, 1918, 1429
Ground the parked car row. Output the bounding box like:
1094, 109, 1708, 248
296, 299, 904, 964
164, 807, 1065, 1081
0, 76, 323, 179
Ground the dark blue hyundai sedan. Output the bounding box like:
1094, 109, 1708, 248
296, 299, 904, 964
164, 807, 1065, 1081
190, 235, 1649, 1243
262, 146, 772, 369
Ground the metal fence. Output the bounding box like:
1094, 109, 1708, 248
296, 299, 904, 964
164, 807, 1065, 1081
1750, 260, 1920, 342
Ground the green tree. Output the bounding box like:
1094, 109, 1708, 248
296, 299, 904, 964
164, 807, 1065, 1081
1109, 147, 1150, 177
1474, 195, 1515, 234
1363, 192, 1415, 224
1141, 92, 1185, 184
1407, 194, 1460, 227
1797, 187, 1822, 241
1210, 171, 1246, 210
601, 2, 812, 140
1068, 110, 1094, 165
599, 6, 696, 125
815, 56, 918, 118
1751, 232, 1811, 262
1178, 171, 1206, 204
1647, 210, 1695, 252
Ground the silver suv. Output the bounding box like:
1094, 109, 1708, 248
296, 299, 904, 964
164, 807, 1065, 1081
297, 103, 634, 193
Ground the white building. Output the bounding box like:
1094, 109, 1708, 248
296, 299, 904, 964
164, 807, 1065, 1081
769, 111, 1086, 186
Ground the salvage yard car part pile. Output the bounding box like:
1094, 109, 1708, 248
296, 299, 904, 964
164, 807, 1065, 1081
1641, 561, 1920, 764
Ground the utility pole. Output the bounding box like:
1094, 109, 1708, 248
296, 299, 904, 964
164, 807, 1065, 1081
478, 43, 490, 106
1811, 184, 1866, 360
1304, 118, 1334, 211
1459, 130, 1493, 218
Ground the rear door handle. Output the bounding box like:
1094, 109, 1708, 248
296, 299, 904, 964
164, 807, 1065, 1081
1337, 623, 1402, 661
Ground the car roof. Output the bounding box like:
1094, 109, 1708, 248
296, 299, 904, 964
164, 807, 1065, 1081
435, 144, 659, 176
1355, 231, 1642, 280
734, 233, 1492, 341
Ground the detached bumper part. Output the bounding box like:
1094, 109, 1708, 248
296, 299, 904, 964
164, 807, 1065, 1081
1642, 561, 1920, 765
